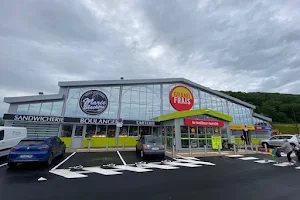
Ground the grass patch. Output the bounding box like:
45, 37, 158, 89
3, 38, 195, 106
272, 123, 300, 134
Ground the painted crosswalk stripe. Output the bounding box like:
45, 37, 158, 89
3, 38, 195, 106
50, 169, 88, 179
164, 161, 201, 168
113, 165, 153, 172
83, 167, 123, 175
174, 158, 215, 166
273, 162, 292, 167
239, 157, 259, 161
295, 166, 300, 169
141, 163, 178, 170
254, 160, 276, 164
225, 155, 244, 158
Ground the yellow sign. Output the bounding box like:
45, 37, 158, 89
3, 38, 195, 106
211, 136, 222, 149
229, 125, 255, 130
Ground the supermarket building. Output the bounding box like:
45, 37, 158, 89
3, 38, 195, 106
3, 78, 272, 150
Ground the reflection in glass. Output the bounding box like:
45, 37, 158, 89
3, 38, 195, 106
28, 103, 41, 115
17, 104, 29, 114
51, 101, 63, 116
190, 126, 198, 148
95, 126, 107, 137
129, 126, 139, 137
61, 125, 72, 137
181, 126, 189, 148
107, 125, 116, 137
119, 126, 128, 137
75, 126, 84, 137
86, 125, 96, 138
40, 102, 52, 115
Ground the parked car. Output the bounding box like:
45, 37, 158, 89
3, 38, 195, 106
7, 136, 66, 168
136, 135, 165, 159
0, 127, 27, 157
260, 135, 299, 148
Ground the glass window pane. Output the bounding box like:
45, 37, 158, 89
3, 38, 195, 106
40, 102, 52, 115
68, 89, 80, 99
129, 126, 139, 137
86, 125, 96, 138
64, 98, 78, 117
119, 126, 129, 137
107, 125, 116, 137
61, 125, 73, 137
75, 126, 84, 136
17, 104, 29, 114
28, 103, 41, 115
51, 101, 63, 116
95, 125, 107, 137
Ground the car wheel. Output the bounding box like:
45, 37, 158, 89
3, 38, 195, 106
47, 153, 53, 166
140, 150, 144, 159
8, 162, 17, 168
135, 146, 139, 154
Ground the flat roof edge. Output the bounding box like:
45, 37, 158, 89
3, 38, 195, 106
253, 113, 272, 122
4, 94, 64, 104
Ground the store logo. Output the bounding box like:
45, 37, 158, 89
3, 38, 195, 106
169, 86, 194, 111
79, 90, 108, 115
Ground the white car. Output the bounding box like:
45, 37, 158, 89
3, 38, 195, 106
0, 127, 27, 157
260, 134, 300, 148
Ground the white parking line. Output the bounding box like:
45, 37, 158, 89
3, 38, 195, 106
50, 152, 76, 171
0, 163, 8, 168
117, 151, 126, 165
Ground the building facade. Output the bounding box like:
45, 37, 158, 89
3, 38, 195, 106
3, 78, 272, 150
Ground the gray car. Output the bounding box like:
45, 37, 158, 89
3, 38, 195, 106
136, 135, 165, 159
260, 134, 300, 148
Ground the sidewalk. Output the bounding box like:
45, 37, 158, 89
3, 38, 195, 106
67, 147, 258, 158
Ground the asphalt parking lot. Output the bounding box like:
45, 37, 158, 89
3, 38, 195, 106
1, 151, 300, 200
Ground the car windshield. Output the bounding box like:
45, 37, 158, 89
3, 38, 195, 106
18, 140, 46, 146
145, 136, 162, 144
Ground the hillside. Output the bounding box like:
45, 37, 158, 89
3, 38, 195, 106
221, 91, 300, 124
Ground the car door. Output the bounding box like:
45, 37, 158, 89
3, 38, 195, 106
268, 136, 279, 146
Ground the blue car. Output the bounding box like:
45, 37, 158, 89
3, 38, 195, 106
7, 136, 66, 168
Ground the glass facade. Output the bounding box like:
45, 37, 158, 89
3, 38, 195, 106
16, 101, 63, 116
13, 83, 265, 126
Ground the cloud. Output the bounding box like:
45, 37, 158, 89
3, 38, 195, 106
1, 0, 300, 116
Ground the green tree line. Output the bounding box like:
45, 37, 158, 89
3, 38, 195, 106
220, 91, 300, 123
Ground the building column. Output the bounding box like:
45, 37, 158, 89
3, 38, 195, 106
174, 119, 181, 151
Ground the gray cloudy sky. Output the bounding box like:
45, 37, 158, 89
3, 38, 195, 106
1, 0, 300, 116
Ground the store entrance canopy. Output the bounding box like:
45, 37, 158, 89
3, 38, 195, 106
152, 108, 233, 122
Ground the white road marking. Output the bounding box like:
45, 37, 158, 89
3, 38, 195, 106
295, 166, 300, 169
273, 162, 292, 167
83, 167, 123, 175
164, 161, 201, 168
0, 163, 8, 168
50, 152, 76, 171
113, 165, 153, 172
281, 153, 296, 157
117, 151, 126, 165
174, 158, 215, 166
254, 160, 276, 164
50, 169, 88, 178
38, 177, 47, 181
141, 163, 179, 170
176, 155, 200, 160
225, 155, 244, 158
239, 157, 259, 161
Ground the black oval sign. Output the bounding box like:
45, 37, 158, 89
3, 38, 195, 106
79, 90, 108, 115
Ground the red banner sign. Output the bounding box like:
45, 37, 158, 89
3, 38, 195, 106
184, 119, 224, 127
169, 86, 194, 111
255, 126, 264, 130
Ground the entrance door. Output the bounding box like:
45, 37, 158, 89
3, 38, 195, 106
71, 125, 85, 148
